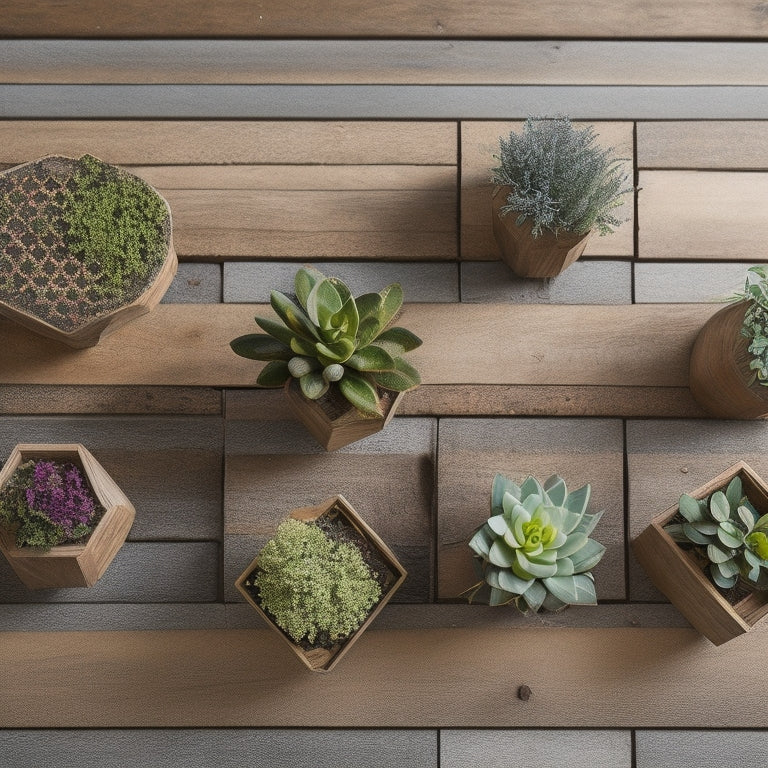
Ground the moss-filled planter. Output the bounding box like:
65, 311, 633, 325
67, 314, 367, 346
235, 495, 407, 672
0, 154, 176, 348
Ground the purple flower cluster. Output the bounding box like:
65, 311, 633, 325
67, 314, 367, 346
25, 460, 97, 535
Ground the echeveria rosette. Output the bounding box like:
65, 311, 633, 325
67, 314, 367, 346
664, 474, 768, 591
737, 265, 768, 385
466, 473, 606, 613
230, 267, 422, 417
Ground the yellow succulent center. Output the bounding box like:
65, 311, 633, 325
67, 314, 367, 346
747, 531, 768, 560
521, 518, 557, 552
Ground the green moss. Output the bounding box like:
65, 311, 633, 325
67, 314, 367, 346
253, 518, 382, 645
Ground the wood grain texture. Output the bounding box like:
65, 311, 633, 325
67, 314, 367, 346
0, 303, 720, 388
3, 1, 767, 38
2, 624, 768, 727
461, 121, 634, 260
437, 418, 625, 601
638, 171, 768, 260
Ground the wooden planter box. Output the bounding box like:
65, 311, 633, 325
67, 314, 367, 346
0, 444, 135, 589
284, 378, 405, 451
0, 155, 177, 349
633, 461, 768, 646
491, 185, 591, 279
689, 300, 768, 419
235, 494, 407, 672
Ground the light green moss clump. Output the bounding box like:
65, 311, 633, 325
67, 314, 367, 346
254, 518, 382, 645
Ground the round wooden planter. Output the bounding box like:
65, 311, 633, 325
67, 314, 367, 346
235, 495, 407, 672
0, 443, 135, 589
0, 155, 177, 349
689, 300, 768, 419
491, 185, 591, 278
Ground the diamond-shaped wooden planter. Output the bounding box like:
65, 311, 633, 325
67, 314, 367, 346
491, 185, 591, 278
633, 461, 768, 646
235, 494, 407, 672
0, 444, 135, 589
284, 378, 405, 451
0, 155, 177, 349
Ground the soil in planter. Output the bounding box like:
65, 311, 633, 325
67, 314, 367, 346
241, 504, 396, 652
0, 155, 170, 332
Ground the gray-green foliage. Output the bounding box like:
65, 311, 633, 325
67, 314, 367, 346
253, 518, 382, 645
466, 473, 606, 613
491, 116, 631, 238
737, 265, 768, 385
664, 474, 768, 591
230, 267, 422, 417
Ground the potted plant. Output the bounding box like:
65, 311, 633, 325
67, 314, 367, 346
0, 153, 176, 348
235, 495, 407, 672
463, 473, 606, 612
689, 265, 768, 418
230, 266, 422, 450
490, 117, 630, 278
633, 461, 768, 646
0, 443, 135, 589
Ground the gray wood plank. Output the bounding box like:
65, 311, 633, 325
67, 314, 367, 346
437, 418, 626, 602
0, 542, 219, 602
0, 417, 223, 540
627, 419, 768, 601
441, 730, 632, 768
636, 730, 768, 768
461, 260, 632, 304
162, 263, 222, 304
224, 261, 459, 303
634, 262, 751, 303
0, 729, 438, 768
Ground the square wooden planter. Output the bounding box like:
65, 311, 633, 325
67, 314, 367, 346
235, 494, 407, 672
284, 378, 405, 451
0, 443, 135, 589
633, 461, 768, 646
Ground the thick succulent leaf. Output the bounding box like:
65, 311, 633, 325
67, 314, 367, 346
573, 510, 604, 537
512, 507, 530, 545
356, 316, 382, 349
337, 370, 382, 416
329, 296, 359, 340
564, 484, 591, 517
315, 338, 356, 365
543, 475, 567, 507
568, 538, 606, 573
294, 266, 323, 308
489, 538, 517, 568
739, 505, 757, 532
520, 476, 545, 500
489, 586, 515, 606
744, 548, 762, 568
682, 522, 713, 546
688, 521, 719, 536
486, 514, 509, 538
255, 360, 291, 387
498, 568, 535, 596
541, 592, 568, 612
287, 356, 319, 378
753, 512, 768, 533
254, 316, 296, 346
725, 476, 743, 510
717, 522, 744, 549
520, 579, 547, 612
515, 549, 558, 579
546, 529, 568, 550
491, 474, 520, 515
483, 565, 502, 590
678, 493, 704, 523
298, 371, 328, 400
270, 290, 319, 340
663, 523, 688, 543
555, 557, 575, 576
306, 278, 344, 329
714, 558, 740, 579
346, 345, 396, 372
327, 276, 352, 306
355, 292, 382, 322
468, 526, 494, 558
543, 573, 597, 606
522, 493, 543, 515
710, 566, 738, 590
707, 543, 734, 564
377, 283, 404, 330
230, 333, 292, 361
502, 491, 523, 517
290, 336, 318, 357
374, 326, 423, 353
709, 491, 731, 523
745, 561, 761, 584
370, 357, 421, 392
557, 531, 588, 558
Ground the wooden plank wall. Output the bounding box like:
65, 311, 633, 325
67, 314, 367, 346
3, 2, 768, 765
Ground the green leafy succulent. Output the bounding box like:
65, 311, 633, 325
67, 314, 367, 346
664, 474, 768, 591
466, 473, 606, 613
736, 265, 768, 385
230, 267, 422, 417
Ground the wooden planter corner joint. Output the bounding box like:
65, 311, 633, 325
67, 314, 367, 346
235, 495, 407, 672
633, 461, 768, 646
0, 443, 135, 589
0, 155, 177, 349
491, 186, 591, 279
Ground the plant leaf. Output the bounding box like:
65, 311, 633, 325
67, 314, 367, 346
377, 283, 404, 330
543, 573, 597, 606
370, 357, 421, 392
543, 475, 567, 507
355, 292, 381, 322
255, 360, 290, 387
709, 491, 731, 523
568, 538, 606, 573
374, 326, 423, 354
346, 345, 396, 372
270, 290, 319, 340
678, 493, 704, 523
254, 316, 295, 346
294, 266, 323, 308
230, 333, 292, 361
306, 278, 343, 329
337, 370, 382, 416
298, 371, 328, 400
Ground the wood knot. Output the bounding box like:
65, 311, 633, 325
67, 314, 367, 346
517, 684, 532, 701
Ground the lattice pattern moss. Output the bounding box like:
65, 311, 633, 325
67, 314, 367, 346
0, 155, 170, 332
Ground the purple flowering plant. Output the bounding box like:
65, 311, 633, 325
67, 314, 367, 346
0, 458, 102, 549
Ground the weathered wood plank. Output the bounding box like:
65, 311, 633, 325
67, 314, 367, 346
634, 262, 751, 303
637, 121, 768, 169
0, 120, 456, 165
3, 1, 767, 39
4, 41, 768, 85
0, 417, 223, 540
441, 731, 631, 768
0, 303, 720, 388
461, 121, 634, 260
638, 171, 768, 260
437, 418, 626, 601
636, 730, 768, 768
3, 624, 768, 727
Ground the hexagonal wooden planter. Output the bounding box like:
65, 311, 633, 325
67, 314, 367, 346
633, 461, 768, 646
0, 444, 135, 589
491, 185, 591, 278
235, 494, 407, 672
0, 154, 177, 348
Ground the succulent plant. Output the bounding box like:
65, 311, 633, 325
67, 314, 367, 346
230, 267, 422, 417
466, 473, 606, 612
491, 116, 631, 238
664, 474, 768, 591
736, 265, 768, 385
